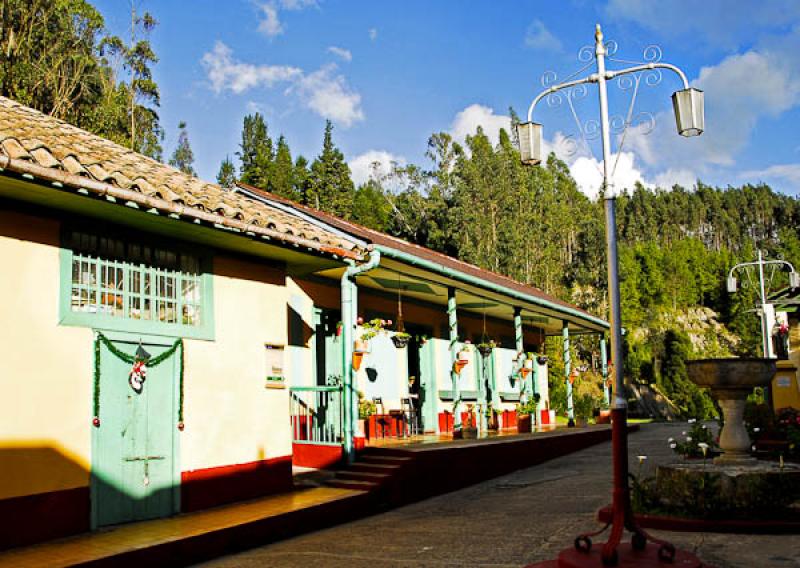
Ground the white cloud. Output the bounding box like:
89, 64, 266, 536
256, 0, 318, 38
257, 3, 283, 37
740, 164, 800, 187
368, 28, 378, 41
327, 46, 352, 62
291, 64, 364, 127
450, 104, 511, 146
349, 150, 407, 186
624, 47, 800, 178
524, 19, 562, 52
605, 0, 800, 51
202, 43, 364, 127
202, 41, 302, 94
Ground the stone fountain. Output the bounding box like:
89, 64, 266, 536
686, 358, 775, 464
649, 358, 800, 519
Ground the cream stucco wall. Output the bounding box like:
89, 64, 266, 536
0, 209, 93, 500
0, 206, 298, 500
181, 256, 292, 472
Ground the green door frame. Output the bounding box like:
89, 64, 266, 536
90, 329, 182, 529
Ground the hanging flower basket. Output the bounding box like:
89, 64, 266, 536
477, 345, 493, 357
537, 355, 548, 365
391, 333, 411, 349
353, 351, 365, 371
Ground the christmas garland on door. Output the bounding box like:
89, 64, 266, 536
93, 332, 185, 430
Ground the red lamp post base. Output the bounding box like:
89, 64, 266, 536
526, 543, 710, 568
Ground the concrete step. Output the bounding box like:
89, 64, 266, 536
349, 462, 403, 474
336, 470, 391, 483
326, 479, 380, 491
359, 455, 413, 465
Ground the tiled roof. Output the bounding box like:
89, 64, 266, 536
239, 183, 607, 328
0, 97, 362, 258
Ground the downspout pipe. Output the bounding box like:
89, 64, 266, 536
341, 249, 381, 463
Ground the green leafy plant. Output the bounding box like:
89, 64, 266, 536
358, 396, 377, 419
573, 392, 596, 420
517, 394, 541, 417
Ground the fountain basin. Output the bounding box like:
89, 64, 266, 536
687, 358, 777, 464
686, 358, 776, 398
656, 462, 800, 518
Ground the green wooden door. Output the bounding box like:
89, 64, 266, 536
93, 337, 178, 527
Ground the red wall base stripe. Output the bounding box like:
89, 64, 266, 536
292, 443, 343, 469
181, 455, 293, 513
0, 487, 89, 551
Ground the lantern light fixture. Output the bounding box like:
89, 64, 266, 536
672, 87, 705, 137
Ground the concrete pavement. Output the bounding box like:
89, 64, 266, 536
196, 423, 800, 568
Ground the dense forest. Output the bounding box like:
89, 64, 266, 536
5, 1, 799, 418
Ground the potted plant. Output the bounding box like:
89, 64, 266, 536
460, 403, 478, 439
517, 395, 540, 433
357, 394, 376, 439
454, 340, 471, 373
573, 393, 595, 427
476, 339, 496, 358
353, 317, 391, 370
391, 331, 412, 348
519, 353, 534, 379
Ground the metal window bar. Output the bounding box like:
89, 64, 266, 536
70, 249, 201, 327
289, 386, 343, 446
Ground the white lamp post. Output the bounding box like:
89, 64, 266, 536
727, 250, 799, 358
520, 25, 704, 567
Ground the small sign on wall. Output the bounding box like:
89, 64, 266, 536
265, 343, 285, 389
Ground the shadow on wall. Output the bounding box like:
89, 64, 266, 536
0, 445, 90, 550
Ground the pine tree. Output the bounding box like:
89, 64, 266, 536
272, 135, 300, 201
307, 121, 355, 217
294, 156, 311, 203
237, 113, 273, 189
169, 121, 195, 176
216, 156, 237, 189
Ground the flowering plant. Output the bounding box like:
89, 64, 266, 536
669, 420, 718, 458
359, 317, 392, 341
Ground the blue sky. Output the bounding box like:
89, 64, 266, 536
94, 0, 800, 197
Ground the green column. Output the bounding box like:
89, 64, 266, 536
448, 287, 461, 431
563, 322, 574, 427
513, 307, 525, 396
600, 335, 610, 406
341, 272, 355, 460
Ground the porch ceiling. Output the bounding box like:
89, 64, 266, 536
314, 260, 603, 335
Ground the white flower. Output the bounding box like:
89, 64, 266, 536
701, 425, 707, 429
687, 436, 693, 442
754, 427, 760, 433
668, 437, 675, 443
697, 442, 709, 449
752, 445, 757, 452
688, 419, 697, 424
637, 455, 647, 464
670, 443, 677, 449
682, 431, 687, 436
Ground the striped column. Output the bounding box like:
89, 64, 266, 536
563, 322, 575, 427
600, 335, 610, 406
448, 287, 461, 431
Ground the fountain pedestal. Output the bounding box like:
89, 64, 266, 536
686, 358, 777, 464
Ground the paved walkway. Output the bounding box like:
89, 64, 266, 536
197, 423, 800, 568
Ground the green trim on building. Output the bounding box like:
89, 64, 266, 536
58, 234, 215, 341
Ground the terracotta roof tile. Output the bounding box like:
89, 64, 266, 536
0, 97, 361, 256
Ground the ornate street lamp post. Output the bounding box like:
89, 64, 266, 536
727, 250, 799, 359
520, 25, 707, 567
